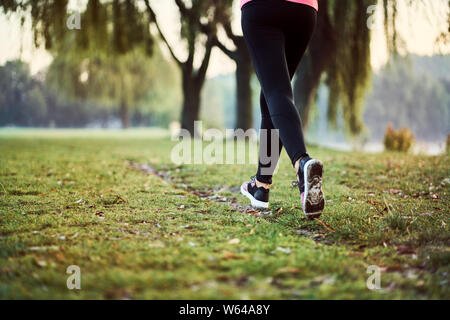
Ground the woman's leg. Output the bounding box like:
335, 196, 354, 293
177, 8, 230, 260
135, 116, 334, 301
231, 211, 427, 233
241, 3, 323, 217
256, 32, 315, 185
244, 4, 316, 178
255, 92, 283, 185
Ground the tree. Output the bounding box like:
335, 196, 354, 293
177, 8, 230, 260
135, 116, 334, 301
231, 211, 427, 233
1, 0, 155, 129
47, 48, 159, 129
144, 0, 227, 135
0, 61, 47, 127
293, 0, 449, 135
293, 0, 374, 135
213, 2, 253, 130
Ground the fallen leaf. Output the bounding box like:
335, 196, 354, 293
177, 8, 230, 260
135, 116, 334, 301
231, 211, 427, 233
55, 252, 65, 262
313, 218, 336, 232
223, 251, 239, 260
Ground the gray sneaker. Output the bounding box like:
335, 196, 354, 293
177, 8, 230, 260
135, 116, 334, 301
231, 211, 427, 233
293, 156, 325, 219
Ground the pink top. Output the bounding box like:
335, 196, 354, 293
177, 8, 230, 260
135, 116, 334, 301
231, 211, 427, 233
241, 0, 318, 11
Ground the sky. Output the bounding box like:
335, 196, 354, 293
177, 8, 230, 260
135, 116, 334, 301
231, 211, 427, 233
0, 0, 448, 77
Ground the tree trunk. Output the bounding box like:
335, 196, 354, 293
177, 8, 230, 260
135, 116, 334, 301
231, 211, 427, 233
293, 55, 324, 130
120, 100, 130, 129
180, 71, 202, 136
235, 40, 253, 130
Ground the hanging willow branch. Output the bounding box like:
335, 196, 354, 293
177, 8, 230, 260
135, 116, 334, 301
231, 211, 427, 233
294, 0, 449, 135
1, 0, 154, 56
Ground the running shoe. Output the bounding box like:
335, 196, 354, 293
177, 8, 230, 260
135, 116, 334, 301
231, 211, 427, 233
240, 176, 270, 209
293, 156, 325, 219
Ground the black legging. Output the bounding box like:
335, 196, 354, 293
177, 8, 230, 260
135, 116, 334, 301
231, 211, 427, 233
241, 0, 317, 184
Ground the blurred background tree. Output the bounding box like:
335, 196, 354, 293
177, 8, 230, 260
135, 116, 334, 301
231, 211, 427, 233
213, 1, 253, 131
144, 0, 231, 135
0, 61, 47, 127
293, 0, 449, 135
0, 0, 180, 129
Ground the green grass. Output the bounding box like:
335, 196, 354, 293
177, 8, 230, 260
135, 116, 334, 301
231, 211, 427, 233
0, 129, 449, 299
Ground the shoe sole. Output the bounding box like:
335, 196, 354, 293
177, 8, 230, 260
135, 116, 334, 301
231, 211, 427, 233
240, 185, 269, 209
303, 159, 325, 219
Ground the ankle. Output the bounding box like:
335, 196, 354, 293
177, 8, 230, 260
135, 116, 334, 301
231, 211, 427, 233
294, 157, 304, 173
294, 154, 310, 173
255, 179, 270, 190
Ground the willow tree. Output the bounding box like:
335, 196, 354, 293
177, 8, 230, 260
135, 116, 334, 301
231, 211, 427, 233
0, 0, 156, 128
293, 0, 449, 135
293, 0, 375, 135
144, 0, 228, 135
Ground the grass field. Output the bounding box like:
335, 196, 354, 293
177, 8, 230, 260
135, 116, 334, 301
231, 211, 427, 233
0, 129, 449, 299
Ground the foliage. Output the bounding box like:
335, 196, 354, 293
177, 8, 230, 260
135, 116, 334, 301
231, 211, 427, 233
0, 0, 158, 128
0, 57, 181, 128
326, 0, 374, 134
0, 61, 46, 127
295, 0, 449, 135
384, 124, 415, 152
0, 0, 153, 55
46, 47, 166, 125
